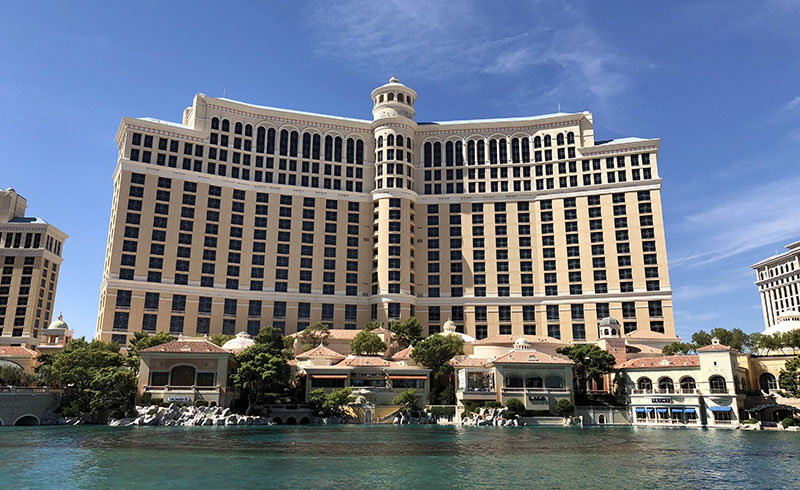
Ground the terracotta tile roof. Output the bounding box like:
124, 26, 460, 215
492, 349, 573, 365
625, 343, 663, 354
473, 335, 566, 346
297, 345, 346, 358
450, 356, 490, 368
624, 330, 673, 339
335, 355, 399, 367
290, 329, 363, 341
392, 346, 414, 360
616, 355, 700, 369
0, 346, 37, 357
697, 343, 736, 352
140, 339, 228, 354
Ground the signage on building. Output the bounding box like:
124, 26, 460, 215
167, 396, 192, 403
651, 398, 672, 403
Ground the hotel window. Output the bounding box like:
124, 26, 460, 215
475, 324, 488, 340
547, 324, 561, 339
572, 324, 586, 340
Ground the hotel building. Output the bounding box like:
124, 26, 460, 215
752, 240, 800, 328
0, 188, 67, 349
96, 77, 677, 347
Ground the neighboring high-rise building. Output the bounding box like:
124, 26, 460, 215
0, 187, 67, 348
752, 240, 800, 328
96, 77, 677, 347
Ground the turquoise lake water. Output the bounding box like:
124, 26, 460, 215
1, 425, 798, 489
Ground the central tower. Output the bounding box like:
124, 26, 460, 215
369, 77, 418, 325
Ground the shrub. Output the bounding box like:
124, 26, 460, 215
744, 418, 759, 424
782, 417, 796, 428
505, 398, 526, 415
159, 401, 171, 408
194, 400, 209, 407
63, 401, 80, 417
555, 399, 575, 417
210, 401, 217, 407
109, 410, 124, 420
502, 410, 517, 420
150, 397, 163, 406
429, 406, 455, 418
140, 392, 152, 406
485, 401, 502, 408
147, 408, 157, 415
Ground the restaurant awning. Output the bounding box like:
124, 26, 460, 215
311, 374, 348, 379
389, 375, 428, 380
671, 408, 683, 413
656, 408, 668, 413
709, 406, 732, 412
635, 408, 647, 413
684, 408, 696, 414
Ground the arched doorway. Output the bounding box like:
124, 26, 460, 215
286, 417, 297, 425
170, 365, 196, 386
598, 414, 606, 425
760, 373, 778, 392
14, 415, 40, 426
272, 417, 283, 425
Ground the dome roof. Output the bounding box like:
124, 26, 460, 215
441, 318, 476, 343
46, 314, 69, 330
513, 337, 531, 349
222, 331, 255, 354
764, 310, 800, 336
599, 317, 620, 327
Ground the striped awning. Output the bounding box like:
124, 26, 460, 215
311, 374, 347, 379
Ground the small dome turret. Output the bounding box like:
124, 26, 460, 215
222, 331, 255, 354
513, 337, 531, 350
371, 76, 417, 122
46, 314, 69, 330
598, 317, 621, 339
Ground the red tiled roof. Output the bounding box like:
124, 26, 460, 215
624, 330, 673, 339
473, 335, 566, 346
290, 329, 367, 341
616, 355, 700, 369
626, 343, 663, 354
450, 357, 490, 368
0, 346, 37, 357
697, 343, 736, 352
392, 346, 414, 360
297, 345, 345, 358
140, 340, 228, 354
492, 349, 573, 365
335, 355, 399, 367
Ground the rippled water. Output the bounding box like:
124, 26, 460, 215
1, 425, 798, 489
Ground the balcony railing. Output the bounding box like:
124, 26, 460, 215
631, 388, 697, 395
144, 385, 222, 393
501, 387, 570, 394
709, 388, 729, 394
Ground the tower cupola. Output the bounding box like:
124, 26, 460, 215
371, 76, 417, 122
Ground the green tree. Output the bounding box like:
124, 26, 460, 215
556, 344, 616, 394
691, 328, 755, 352
555, 399, 575, 417
126, 332, 174, 372
90, 367, 137, 415
410, 334, 464, 404
350, 330, 386, 355
209, 334, 235, 347
0, 365, 23, 385
662, 342, 696, 355
308, 388, 354, 418
389, 317, 423, 349
298, 322, 330, 351
505, 398, 525, 415
231, 326, 292, 415
392, 389, 420, 412
362, 321, 383, 331
779, 357, 800, 398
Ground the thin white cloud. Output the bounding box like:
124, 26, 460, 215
673, 281, 745, 302
786, 96, 800, 110
671, 174, 800, 268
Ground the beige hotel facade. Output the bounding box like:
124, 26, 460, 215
96, 77, 677, 348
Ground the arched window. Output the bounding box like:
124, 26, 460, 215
709, 375, 727, 394
467, 140, 476, 165
211, 117, 220, 130
658, 377, 674, 393
221, 119, 230, 132
477, 140, 485, 164
279, 129, 289, 156
379, 94, 384, 103
433, 142, 442, 166
489, 139, 497, 164
312, 134, 321, 160
324, 135, 333, 161
334, 137, 343, 162
526, 376, 543, 388
533, 136, 541, 149
499, 139, 507, 164
445, 141, 454, 166
387, 93, 395, 101
377, 135, 383, 148
544, 135, 551, 147
387, 134, 394, 147
545, 376, 564, 389
170, 365, 196, 386
266, 128, 276, 154
346, 138, 355, 164
235, 122, 243, 134
760, 372, 778, 391
256, 127, 266, 153
407, 138, 412, 149
424, 142, 432, 167
521, 138, 530, 163
567, 131, 575, 144
505, 375, 523, 388
511, 138, 520, 163
637, 377, 652, 391
398, 93, 404, 103
680, 377, 696, 392
397, 134, 404, 147
356, 140, 364, 164
245, 124, 253, 137
290, 131, 298, 157
556, 133, 564, 145
302, 133, 311, 158
455, 141, 463, 165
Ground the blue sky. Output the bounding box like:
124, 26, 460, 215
2, 1, 799, 341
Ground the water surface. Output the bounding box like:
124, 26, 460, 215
1, 425, 797, 489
